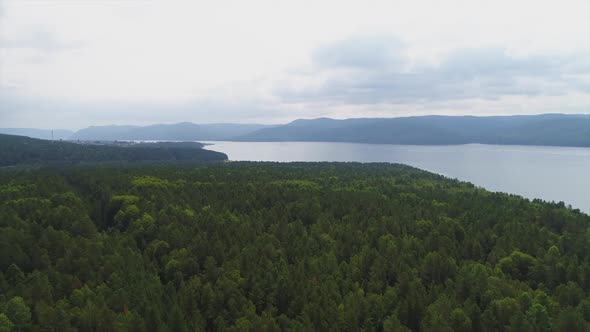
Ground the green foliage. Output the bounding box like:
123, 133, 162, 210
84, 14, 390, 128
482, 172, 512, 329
0, 313, 13, 332
498, 250, 539, 281
0, 162, 588, 331
270, 180, 321, 191
5, 297, 31, 329
421, 251, 457, 284
555, 309, 589, 332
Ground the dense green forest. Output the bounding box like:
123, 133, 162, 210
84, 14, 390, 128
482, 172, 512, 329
0, 162, 589, 331
0, 134, 227, 167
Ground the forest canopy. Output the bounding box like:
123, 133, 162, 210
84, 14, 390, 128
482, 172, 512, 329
0, 162, 588, 331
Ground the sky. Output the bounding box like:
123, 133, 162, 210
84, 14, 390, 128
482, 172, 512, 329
1, 0, 589, 129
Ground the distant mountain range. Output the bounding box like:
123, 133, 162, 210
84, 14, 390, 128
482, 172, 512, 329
236, 114, 590, 147
3, 114, 589, 147
0, 128, 74, 140
69, 123, 274, 141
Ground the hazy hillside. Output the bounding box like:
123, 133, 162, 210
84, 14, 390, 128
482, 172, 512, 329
0, 134, 227, 166
0, 128, 74, 140
68, 125, 139, 140
236, 114, 590, 147
70, 122, 273, 141
9, 114, 589, 147
481, 117, 590, 146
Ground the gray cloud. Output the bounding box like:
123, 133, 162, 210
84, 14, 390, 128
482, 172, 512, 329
0, 28, 85, 52
0, 90, 289, 129
275, 37, 590, 105
311, 36, 406, 70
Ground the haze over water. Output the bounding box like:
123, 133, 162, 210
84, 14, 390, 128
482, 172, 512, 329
207, 141, 590, 213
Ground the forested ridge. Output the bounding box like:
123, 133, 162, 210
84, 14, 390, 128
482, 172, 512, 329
0, 134, 227, 167
0, 162, 589, 331
236, 114, 590, 147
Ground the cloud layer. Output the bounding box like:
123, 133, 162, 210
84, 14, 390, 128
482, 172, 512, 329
276, 38, 590, 105
1, 0, 589, 128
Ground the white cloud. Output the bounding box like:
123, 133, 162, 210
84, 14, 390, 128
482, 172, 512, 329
0, 0, 589, 128
276, 42, 589, 103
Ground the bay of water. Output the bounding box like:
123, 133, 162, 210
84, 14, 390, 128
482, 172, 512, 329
205, 141, 590, 213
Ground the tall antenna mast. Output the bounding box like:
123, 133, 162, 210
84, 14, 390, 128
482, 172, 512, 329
51, 130, 54, 142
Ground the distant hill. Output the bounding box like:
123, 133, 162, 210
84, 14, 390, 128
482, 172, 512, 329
7, 114, 589, 147
70, 122, 274, 141
236, 114, 590, 147
0, 134, 227, 167
0, 128, 73, 140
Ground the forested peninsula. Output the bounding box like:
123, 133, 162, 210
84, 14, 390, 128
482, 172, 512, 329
0, 134, 227, 167
0, 163, 588, 331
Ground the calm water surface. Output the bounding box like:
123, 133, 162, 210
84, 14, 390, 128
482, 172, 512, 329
205, 141, 590, 213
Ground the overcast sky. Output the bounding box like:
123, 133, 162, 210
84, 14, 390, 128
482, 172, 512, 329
1, 0, 589, 129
